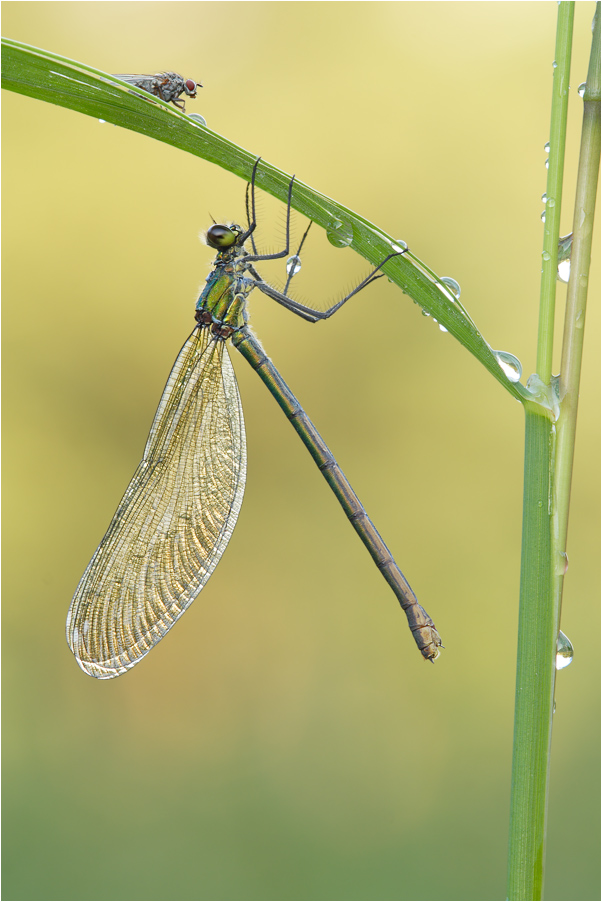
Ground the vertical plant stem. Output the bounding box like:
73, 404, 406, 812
536, 3, 575, 383
508, 4, 600, 899
508, 4, 573, 899
555, 1, 600, 560
507, 406, 556, 902
552, 3, 600, 724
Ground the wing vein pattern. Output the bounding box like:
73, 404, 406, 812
66, 328, 246, 678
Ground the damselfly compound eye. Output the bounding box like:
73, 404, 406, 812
206, 225, 237, 248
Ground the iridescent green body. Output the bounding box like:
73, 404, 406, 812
196, 243, 249, 334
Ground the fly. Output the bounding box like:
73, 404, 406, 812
113, 71, 201, 110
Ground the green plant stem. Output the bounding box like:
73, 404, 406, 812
508, 4, 571, 900
537, 3, 575, 383
556, 2, 601, 559
508, 405, 556, 902
507, 4, 600, 899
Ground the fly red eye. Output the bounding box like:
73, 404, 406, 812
185, 79, 197, 94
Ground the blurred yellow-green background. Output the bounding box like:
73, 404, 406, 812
3, 3, 600, 900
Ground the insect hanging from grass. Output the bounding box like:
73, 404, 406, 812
66, 158, 442, 679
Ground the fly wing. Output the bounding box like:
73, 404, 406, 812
66, 328, 246, 679
112, 74, 156, 91
113, 74, 154, 80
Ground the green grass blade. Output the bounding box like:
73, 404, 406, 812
1, 36, 529, 404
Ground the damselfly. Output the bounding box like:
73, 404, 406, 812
66, 160, 442, 679
113, 72, 201, 110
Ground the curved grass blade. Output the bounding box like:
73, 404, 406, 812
1, 36, 529, 404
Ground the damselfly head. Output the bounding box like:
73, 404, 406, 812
205, 224, 242, 249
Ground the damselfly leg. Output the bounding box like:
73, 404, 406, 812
241, 158, 409, 323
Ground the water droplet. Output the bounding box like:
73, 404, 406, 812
544, 141, 550, 153
493, 350, 522, 383
421, 309, 430, 317
553, 699, 556, 714
545, 158, 550, 169
440, 276, 461, 299
431, 317, 449, 334
557, 259, 571, 282
392, 239, 408, 252
556, 233, 572, 282
286, 255, 302, 276
578, 82, 586, 98
326, 219, 353, 248
188, 113, 207, 127
541, 211, 546, 223
547, 197, 555, 208
526, 373, 559, 418
552, 60, 558, 69
541, 193, 547, 203
542, 251, 551, 262
555, 551, 569, 576
556, 630, 573, 670
99, 119, 107, 124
